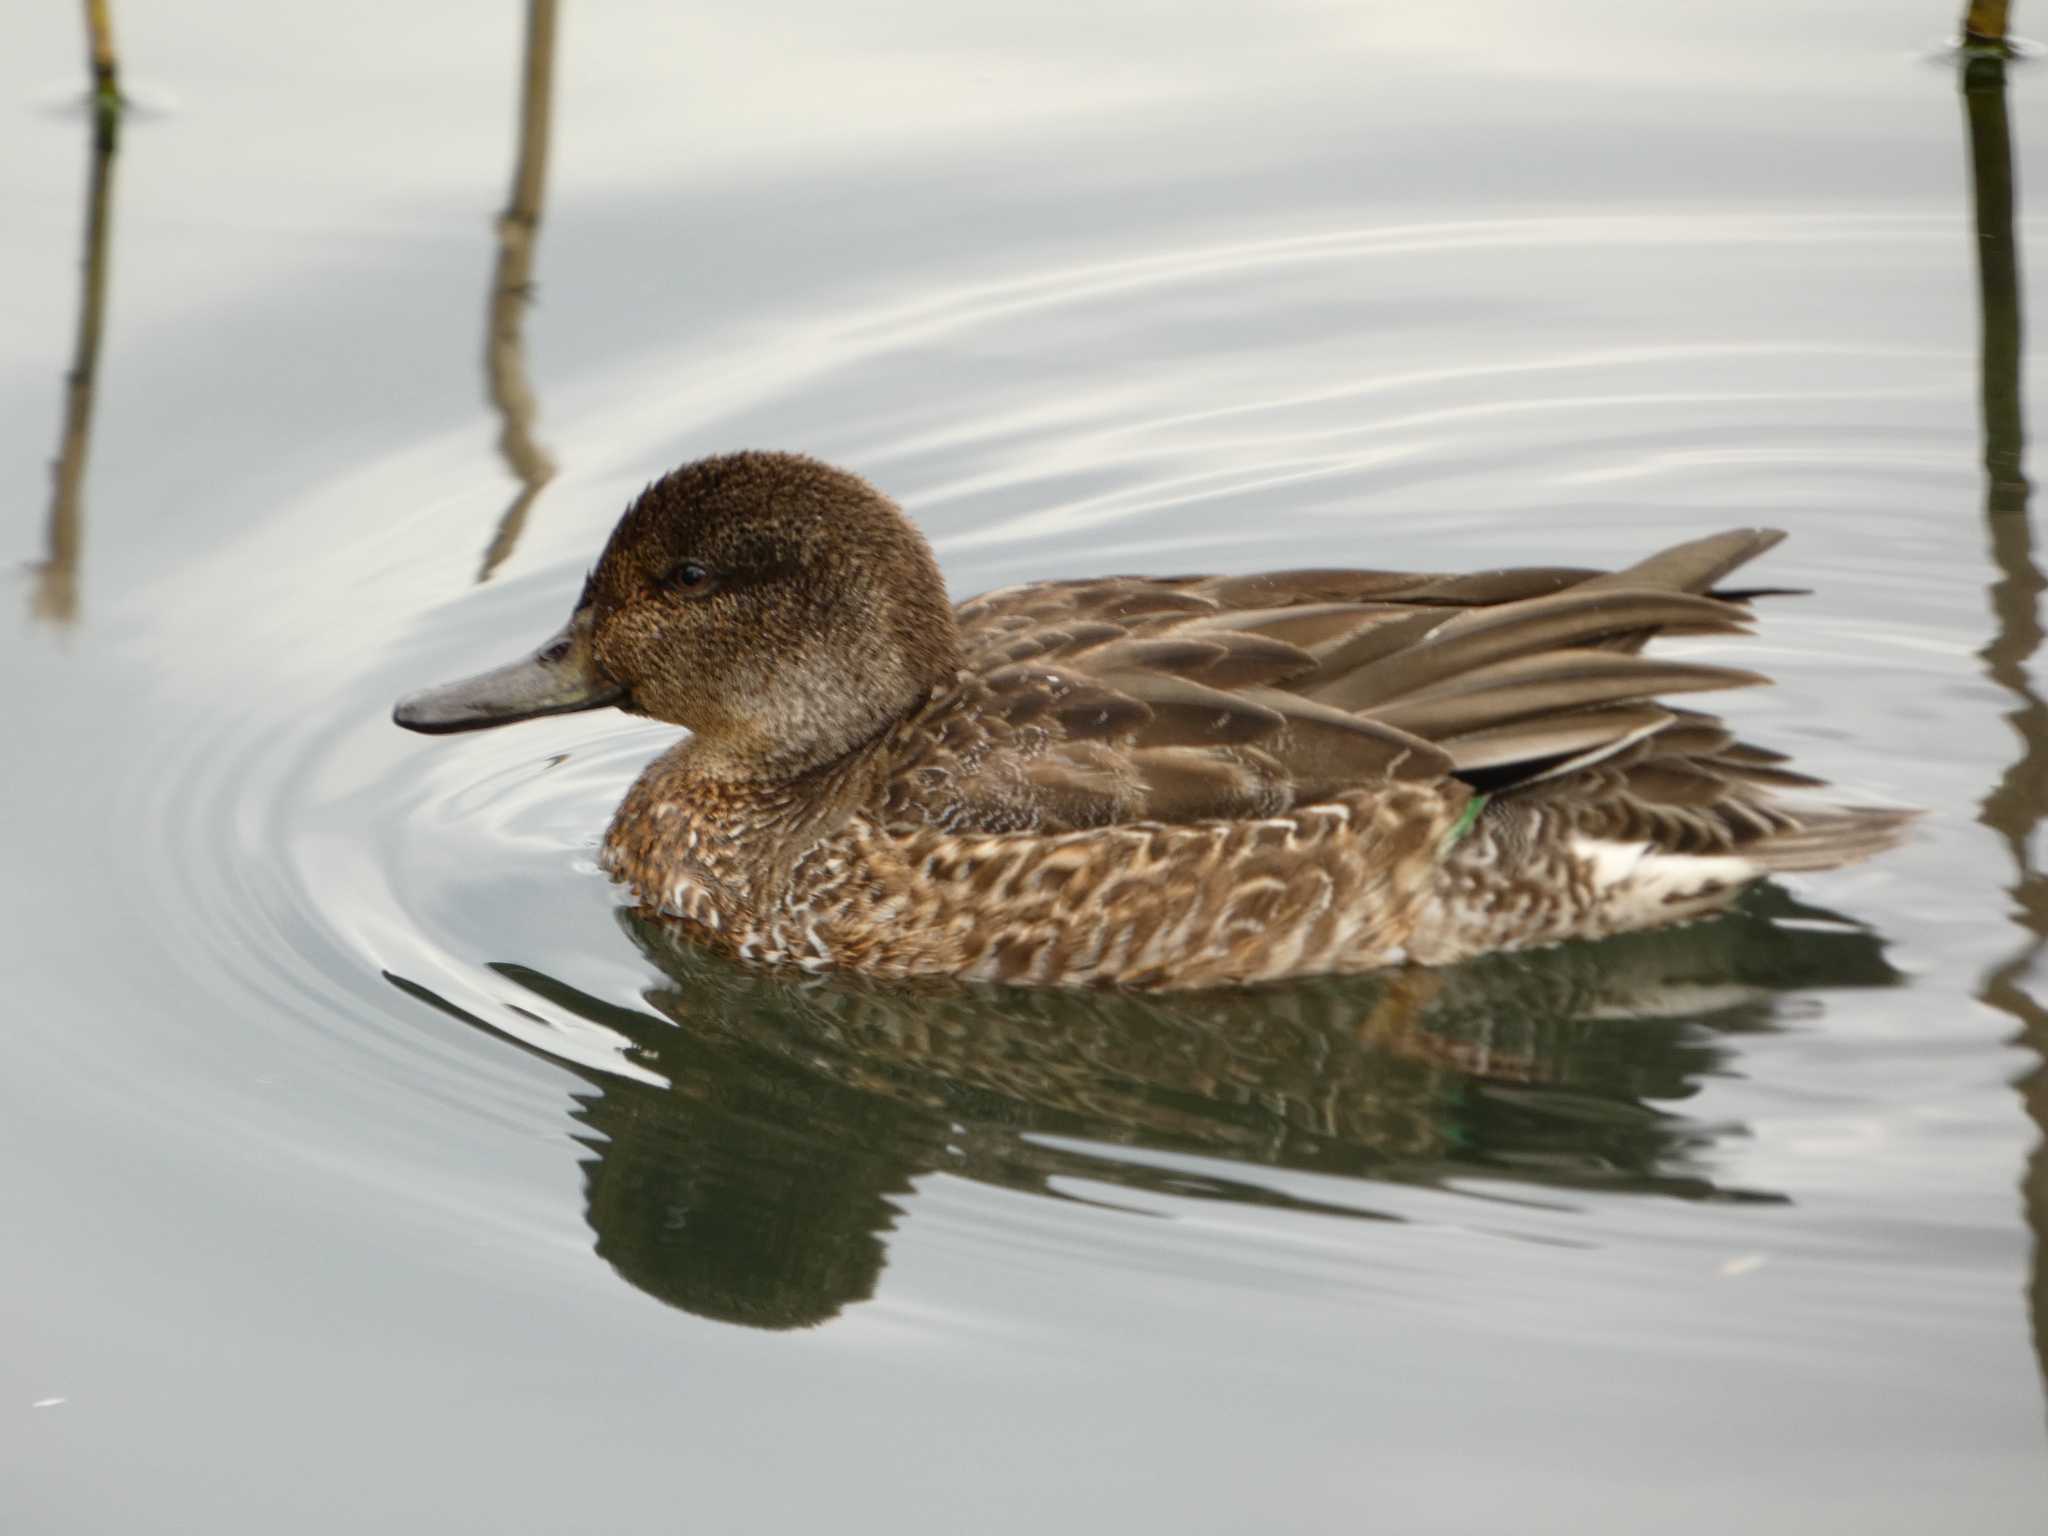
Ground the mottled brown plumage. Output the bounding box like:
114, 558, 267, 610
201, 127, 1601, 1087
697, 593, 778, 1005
394, 450, 1911, 988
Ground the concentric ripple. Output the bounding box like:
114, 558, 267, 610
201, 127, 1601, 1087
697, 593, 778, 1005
113, 208, 2023, 1333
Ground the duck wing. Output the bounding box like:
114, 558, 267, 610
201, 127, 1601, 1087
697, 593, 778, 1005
914, 530, 1805, 832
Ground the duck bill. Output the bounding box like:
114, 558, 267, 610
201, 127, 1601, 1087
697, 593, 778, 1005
392, 610, 624, 734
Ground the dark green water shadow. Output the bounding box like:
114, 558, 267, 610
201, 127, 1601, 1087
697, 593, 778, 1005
392, 887, 1899, 1331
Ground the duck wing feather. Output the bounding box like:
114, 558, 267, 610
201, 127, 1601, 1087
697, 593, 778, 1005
917, 528, 1813, 832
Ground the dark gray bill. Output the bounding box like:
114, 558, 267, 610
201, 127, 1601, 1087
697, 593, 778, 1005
392, 611, 624, 734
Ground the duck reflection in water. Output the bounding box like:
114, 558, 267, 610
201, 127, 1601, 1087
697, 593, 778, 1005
393, 888, 1897, 1330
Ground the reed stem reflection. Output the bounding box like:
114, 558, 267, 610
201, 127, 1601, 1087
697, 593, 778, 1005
35, 66, 122, 627
1959, 44, 2046, 1427
478, 0, 560, 582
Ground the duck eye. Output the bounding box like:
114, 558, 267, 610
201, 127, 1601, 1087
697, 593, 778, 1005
667, 561, 713, 592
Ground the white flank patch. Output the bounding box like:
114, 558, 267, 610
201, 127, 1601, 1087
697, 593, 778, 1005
1570, 837, 1758, 922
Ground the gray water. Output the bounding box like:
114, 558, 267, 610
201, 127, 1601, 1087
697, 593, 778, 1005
4, 1, 2046, 1530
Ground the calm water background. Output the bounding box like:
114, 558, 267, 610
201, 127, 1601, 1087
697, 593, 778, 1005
4, 1, 2046, 1529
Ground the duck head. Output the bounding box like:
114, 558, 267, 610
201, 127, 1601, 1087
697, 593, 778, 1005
393, 452, 962, 778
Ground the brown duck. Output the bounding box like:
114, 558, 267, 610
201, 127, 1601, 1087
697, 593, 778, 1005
394, 451, 1908, 988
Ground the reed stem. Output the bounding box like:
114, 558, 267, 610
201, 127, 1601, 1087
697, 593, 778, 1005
83, 0, 121, 141
1963, 1, 2014, 47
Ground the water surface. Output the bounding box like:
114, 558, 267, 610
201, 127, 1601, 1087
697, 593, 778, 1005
4, 2, 2046, 1530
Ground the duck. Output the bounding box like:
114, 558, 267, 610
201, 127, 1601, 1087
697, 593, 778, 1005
393, 451, 1909, 989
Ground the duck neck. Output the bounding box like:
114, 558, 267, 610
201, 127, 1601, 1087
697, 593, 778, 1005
601, 702, 915, 925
